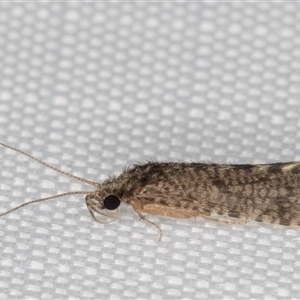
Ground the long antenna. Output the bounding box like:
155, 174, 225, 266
0, 141, 100, 188
0, 191, 94, 217
0, 141, 102, 217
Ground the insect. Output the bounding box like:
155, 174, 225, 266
1, 141, 300, 239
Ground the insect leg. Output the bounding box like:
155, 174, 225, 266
129, 199, 163, 241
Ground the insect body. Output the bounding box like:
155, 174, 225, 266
1, 142, 300, 236
89, 161, 300, 227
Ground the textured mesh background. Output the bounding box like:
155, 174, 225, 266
0, 2, 300, 299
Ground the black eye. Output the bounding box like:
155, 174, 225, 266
103, 195, 121, 210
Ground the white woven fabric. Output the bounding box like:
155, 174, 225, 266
0, 2, 300, 299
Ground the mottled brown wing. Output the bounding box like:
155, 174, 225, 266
122, 161, 300, 225
132, 166, 300, 226
132, 180, 220, 219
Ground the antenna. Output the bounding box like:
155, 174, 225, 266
0, 191, 94, 217
0, 141, 100, 188
0, 141, 100, 217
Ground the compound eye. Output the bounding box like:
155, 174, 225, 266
103, 195, 121, 210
